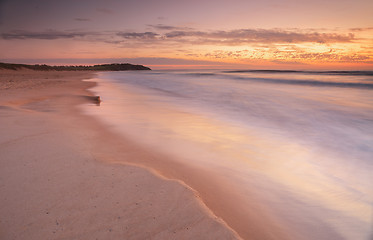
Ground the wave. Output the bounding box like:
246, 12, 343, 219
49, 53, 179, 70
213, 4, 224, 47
182, 73, 217, 77
232, 76, 373, 89
224, 70, 373, 76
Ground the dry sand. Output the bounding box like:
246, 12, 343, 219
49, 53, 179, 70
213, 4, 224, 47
0, 69, 240, 240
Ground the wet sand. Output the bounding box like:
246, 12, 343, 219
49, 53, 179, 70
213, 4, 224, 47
0, 69, 239, 239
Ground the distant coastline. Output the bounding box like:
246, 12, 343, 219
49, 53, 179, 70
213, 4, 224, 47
0, 62, 151, 71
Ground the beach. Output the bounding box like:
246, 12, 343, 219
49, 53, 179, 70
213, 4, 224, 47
0, 70, 239, 240
1, 69, 372, 240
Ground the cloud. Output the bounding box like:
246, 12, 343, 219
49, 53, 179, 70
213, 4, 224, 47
193, 46, 372, 64
269, 48, 372, 63
202, 50, 245, 59
163, 29, 355, 44
271, 60, 307, 65
297, 52, 370, 62
165, 30, 203, 38
148, 24, 193, 31
349, 27, 373, 32
1, 30, 90, 40
2, 28, 367, 65
74, 18, 91, 22
2, 27, 357, 45
116, 28, 355, 45
148, 24, 179, 30
117, 31, 159, 39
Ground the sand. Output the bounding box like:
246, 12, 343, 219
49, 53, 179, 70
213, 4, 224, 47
0, 69, 240, 240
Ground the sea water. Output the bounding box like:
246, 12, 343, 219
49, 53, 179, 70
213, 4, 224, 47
85, 69, 373, 240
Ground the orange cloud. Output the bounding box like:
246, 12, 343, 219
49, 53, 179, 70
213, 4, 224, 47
1, 27, 372, 68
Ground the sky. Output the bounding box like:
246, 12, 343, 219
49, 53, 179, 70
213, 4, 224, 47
0, 0, 372, 69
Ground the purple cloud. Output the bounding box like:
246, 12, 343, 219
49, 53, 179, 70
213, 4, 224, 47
117, 32, 159, 39
1, 30, 89, 40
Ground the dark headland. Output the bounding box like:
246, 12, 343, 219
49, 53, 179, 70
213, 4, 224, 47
0, 62, 151, 71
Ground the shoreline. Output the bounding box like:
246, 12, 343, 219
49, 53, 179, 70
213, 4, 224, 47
0, 69, 239, 239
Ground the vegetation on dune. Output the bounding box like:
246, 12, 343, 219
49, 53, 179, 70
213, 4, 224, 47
0, 62, 151, 71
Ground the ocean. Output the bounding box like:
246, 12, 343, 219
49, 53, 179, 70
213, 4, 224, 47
84, 69, 373, 240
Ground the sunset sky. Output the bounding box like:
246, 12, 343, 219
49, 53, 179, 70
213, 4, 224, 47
1, 0, 372, 69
